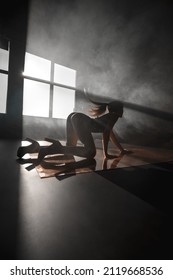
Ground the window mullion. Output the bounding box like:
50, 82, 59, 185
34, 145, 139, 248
49, 62, 54, 118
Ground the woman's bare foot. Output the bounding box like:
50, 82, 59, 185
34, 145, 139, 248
120, 149, 132, 155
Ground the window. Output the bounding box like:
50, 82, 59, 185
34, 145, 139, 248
24, 53, 51, 80
23, 52, 76, 119
0, 37, 10, 114
23, 79, 50, 117
53, 86, 75, 119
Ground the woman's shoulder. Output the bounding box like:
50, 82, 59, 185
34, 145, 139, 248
97, 112, 119, 126
97, 112, 113, 121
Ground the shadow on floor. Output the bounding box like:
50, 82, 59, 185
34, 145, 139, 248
97, 160, 173, 213
0, 140, 21, 259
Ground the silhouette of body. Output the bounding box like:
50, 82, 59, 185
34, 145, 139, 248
17, 100, 130, 164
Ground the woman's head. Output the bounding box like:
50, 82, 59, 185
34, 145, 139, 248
84, 89, 124, 117
90, 100, 124, 117
108, 101, 123, 116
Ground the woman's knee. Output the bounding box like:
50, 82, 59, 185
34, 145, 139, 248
85, 146, 96, 159
71, 113, 96, 158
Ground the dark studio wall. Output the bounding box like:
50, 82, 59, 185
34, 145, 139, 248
1, 0, 173, 148
0, 1, 29, 139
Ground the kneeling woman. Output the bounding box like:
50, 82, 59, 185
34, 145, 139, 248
17, 100, 129, 163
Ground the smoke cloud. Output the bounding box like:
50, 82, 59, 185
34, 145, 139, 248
25, 0, 173, 147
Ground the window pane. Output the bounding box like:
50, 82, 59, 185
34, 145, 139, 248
0, 74, 8, 113
23, 79, 50, 117
54, 64, 76, 87
24, 52, 51, 81
0, 48, 9, 71
53, 86, 75, 119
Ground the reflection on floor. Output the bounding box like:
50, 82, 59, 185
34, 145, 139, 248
0, 139, 173, 260
18, 140, 173, 179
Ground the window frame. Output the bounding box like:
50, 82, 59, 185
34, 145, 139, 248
0, 37, 10, 114
23, 52, 77, 119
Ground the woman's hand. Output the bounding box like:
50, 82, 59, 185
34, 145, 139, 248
104, 153, 119, 159
120, 149, 132, 155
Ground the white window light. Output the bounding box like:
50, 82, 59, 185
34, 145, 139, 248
23, 52, 51, 81
23, 79, 50, 117
54, 63, 76, 87
0, 74, 8, 113
0, 48, 9, 71
53, 86, 75, 119
23, 52, 76, 119
0, 47, 9, 114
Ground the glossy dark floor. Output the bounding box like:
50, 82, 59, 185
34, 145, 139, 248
0, 139, 173, 260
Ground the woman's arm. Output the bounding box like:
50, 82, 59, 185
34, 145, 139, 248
101, 114, 120, 158
109, 130, 124, 152
110, 130, 130, 154
101, 114, 130, 158
102, 129, 125, 159
102, 130, 130, 159
102, 129, 111, 158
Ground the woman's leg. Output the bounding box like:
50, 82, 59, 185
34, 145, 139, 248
66, 112, 78, 146
63, 113, 96, 158
37, 113, 96, 163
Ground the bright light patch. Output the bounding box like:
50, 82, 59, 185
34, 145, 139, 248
53, 86, 75, 119
0, 74, 8, 113
23, 52, 51, 81
23, 79, 50, 117
54, 63, 76, 87
0, 48, 9, 71
0, 48, 9, 113
22, 52, 76, 118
